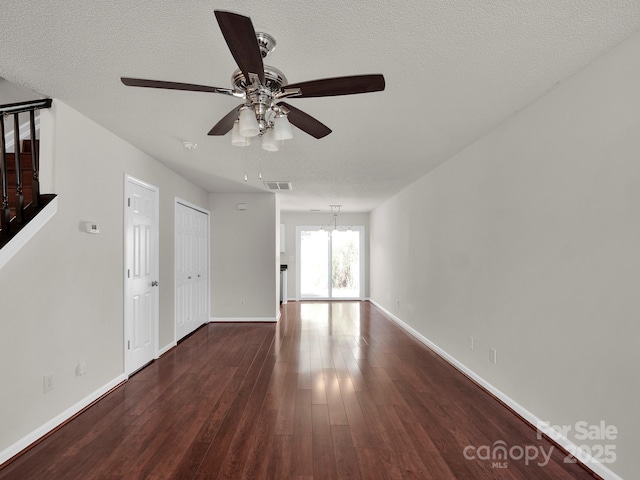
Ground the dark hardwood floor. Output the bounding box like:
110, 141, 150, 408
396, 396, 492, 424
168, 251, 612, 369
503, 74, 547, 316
0, 301, 597, 479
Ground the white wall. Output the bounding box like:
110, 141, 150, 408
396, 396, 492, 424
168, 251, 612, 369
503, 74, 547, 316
0, 77, 44, 104
209, 192, 278, 321
370, 28, 640, 480
280, 211, 370, 300
0, 100, 209, 459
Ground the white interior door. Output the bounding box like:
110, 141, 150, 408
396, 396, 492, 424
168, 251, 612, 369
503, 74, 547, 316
175, 200, 209, 341
124, 175, 159, 375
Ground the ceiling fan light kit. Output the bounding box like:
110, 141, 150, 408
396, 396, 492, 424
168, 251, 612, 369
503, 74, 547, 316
261, 127, 279, 152
231, 121, 250, 146
273, 114, 293, 141
238, 105, 260, 137
120, 10, 385, 152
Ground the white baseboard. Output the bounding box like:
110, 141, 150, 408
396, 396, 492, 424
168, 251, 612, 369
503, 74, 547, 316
157, 342, 177, 357
209, 317, 277, 323
0, 373, 127, 466
368, 299, 623, 480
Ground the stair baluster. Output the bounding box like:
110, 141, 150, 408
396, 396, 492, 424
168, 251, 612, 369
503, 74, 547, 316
0, 114, 10, 236
29, 110, 41, 208
12, 113, 24, 223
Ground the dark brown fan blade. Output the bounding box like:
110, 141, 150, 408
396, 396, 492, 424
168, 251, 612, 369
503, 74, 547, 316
208, 105, 243, 135
215, 10, 264, 85
279, 102, 331, 139
284, 74, 385, 98
121, 77, 233, 95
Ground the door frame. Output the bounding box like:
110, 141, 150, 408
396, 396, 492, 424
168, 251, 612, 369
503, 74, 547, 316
123, 174, 160, 375
295, 225, 365, 301
174, 197, 211, 341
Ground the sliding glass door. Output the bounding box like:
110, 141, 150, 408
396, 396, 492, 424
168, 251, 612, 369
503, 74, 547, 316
330, 229, 361, 298
297, 226, 364, 300
299, 229, 329, 297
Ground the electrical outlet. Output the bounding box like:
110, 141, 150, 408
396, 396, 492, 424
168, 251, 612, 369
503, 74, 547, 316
490, 348, 497, 364
468, 336, 474, 350
43, 375, 54, 393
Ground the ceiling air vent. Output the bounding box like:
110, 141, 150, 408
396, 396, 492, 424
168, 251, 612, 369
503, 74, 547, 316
264, 181, 292, 191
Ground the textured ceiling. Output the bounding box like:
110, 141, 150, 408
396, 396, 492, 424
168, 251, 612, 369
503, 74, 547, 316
1, 1, 639, 212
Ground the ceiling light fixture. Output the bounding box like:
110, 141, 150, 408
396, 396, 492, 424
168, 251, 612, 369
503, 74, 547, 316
121, 11, 386, 150
232, 100, 294, 152
231, 120, 250, 146
273, 112, 293, 141
238, 105, 260, 137
227, 60, 296, 152
261, 126, 279, 152
320, 205, 344, 234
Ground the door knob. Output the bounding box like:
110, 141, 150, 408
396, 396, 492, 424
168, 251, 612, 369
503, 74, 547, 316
151, 280, 159, 287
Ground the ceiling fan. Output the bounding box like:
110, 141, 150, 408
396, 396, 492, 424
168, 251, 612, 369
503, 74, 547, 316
121, 10, 385, 150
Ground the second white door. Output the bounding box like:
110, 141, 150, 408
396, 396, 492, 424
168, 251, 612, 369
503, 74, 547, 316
124, 176, 159, 375
175, 200, 209, 341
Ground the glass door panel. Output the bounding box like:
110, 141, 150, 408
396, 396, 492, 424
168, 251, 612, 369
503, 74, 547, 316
298, 226, 364, 300
300, 229, 329, 298
331, 230, 360, 298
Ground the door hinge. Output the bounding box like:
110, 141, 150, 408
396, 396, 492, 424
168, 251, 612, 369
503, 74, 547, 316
127, 340, 130, 350
127, 269, 130, 278
128, 198, 131, 207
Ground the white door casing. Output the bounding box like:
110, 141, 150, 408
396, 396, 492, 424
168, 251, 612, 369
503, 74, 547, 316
175, 199, 209, 341
124, 175, 159, 375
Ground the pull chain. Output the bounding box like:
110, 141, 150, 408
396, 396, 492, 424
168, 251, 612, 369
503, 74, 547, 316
243, 141, 249, 182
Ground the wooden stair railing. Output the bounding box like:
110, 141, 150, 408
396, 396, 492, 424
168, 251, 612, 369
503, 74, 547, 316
0, 98, 54, 250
